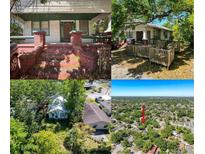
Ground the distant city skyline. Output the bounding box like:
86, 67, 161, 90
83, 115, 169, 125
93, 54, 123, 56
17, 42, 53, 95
112, 80, 194, 97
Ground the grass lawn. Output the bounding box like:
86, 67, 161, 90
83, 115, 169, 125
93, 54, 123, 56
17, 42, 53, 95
112, 47, 193, 79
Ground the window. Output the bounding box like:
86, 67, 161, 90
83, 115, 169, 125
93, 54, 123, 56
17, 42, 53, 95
164, 31, 168, 39
126, 31, 133, 38
32, 21, 40, 33
79, 20, 89, 35
153, 29, 161, 40
41, 21, 49, 35
32, 21, 49, 35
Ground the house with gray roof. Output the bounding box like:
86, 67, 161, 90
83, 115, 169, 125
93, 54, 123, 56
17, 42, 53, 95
83, 103, 111, 130
125, 19, 173, 44
11, 0, 111, 43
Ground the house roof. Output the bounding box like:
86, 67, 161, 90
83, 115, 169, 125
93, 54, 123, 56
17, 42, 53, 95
126, 19, 172, 31
99, 95, 111, 101
48, 95, 68, 113
83, 103, 111, 124
100, 101, 111, 112
11, 0, 111, 14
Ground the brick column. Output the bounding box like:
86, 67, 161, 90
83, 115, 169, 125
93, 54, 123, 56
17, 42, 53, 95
70, 31, 83, 55
34, 31, 46, 48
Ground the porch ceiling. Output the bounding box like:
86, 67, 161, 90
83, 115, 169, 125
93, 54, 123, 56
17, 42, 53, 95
15, 13, 100, 21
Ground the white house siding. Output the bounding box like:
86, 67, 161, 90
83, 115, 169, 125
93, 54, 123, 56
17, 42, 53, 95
23, 19, 95, 43
125, 24, 172, 41
76, 20, 80, 31
160, 30, 171, 41
23, 20, 60, 43
47, 20, 60, 43
125, 24, 147, 40
23, 21, 32, 43
48, 110, 68, 119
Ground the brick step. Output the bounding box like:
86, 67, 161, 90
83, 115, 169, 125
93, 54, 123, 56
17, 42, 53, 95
29, 66, 81, 80
30, 70, 71, 80
39, 53, 79, 61
43, 48, 73, 54
35, 60, 80, 69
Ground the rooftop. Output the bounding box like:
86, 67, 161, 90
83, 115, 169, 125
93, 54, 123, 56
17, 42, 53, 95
126, 19, 172, 31
83, 103, 111, 124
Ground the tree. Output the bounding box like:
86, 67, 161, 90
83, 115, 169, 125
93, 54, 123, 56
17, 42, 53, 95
10, 22, 23, 36
142, 140, 152, 152
112, 0, 194, 47
10, 119, 28, 154
121, 139, 131, 148
66, 128, 81, 153
161, 124, 174, 138
183, 132, 194, 145
61, 80, 85, 123
111, 129, 129, 143
25, 130, 63, 154
11, 80, 60, 133
10, 80, 58, 107
65, 123, 95, 153
154, 138, 167, 152
167, 140, 179, 152
134, 138, 144, 149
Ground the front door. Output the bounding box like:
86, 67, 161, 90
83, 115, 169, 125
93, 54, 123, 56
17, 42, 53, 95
136, 31, 143, 42
60, 22, 75, 42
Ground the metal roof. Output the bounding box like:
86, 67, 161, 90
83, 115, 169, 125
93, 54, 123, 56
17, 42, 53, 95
83, 103, 111, 124
126, 19, 172, 31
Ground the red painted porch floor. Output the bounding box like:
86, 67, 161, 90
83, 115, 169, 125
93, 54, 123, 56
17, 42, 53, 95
26, 50, 80, 80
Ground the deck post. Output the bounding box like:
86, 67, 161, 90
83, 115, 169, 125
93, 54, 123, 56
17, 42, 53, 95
34, 31, 46, 48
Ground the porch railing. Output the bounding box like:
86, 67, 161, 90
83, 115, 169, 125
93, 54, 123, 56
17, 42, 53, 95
10, 36, 34, 43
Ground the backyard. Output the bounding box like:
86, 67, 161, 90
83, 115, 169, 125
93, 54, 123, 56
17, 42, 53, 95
112, 47, 193, 79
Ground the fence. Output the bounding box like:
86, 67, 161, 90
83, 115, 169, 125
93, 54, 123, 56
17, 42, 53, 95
126, 44, 175, 69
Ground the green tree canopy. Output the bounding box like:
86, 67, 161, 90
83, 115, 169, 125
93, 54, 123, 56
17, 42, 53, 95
25, 130, 63, 154
10, 119, 28, 154
112, 0, 194, 46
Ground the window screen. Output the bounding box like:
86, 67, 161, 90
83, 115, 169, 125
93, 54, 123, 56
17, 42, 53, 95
32, 22, 40, 33
79, 20, 89, 35
41, 21, 49, 35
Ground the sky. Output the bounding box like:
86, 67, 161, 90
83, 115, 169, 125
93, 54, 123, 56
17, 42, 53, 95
152, 18, 168, 26
112, 80, 194, 97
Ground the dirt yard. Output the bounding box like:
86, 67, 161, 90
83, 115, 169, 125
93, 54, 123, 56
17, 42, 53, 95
112, 48, 193, 79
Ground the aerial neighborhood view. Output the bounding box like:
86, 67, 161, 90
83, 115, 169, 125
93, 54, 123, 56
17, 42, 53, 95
111, 80, 194, 154
11, 80, 111, 153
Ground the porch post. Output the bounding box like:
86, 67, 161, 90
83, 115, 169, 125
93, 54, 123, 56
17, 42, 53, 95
34, 31, 46, 48
142, 29, 148, 45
